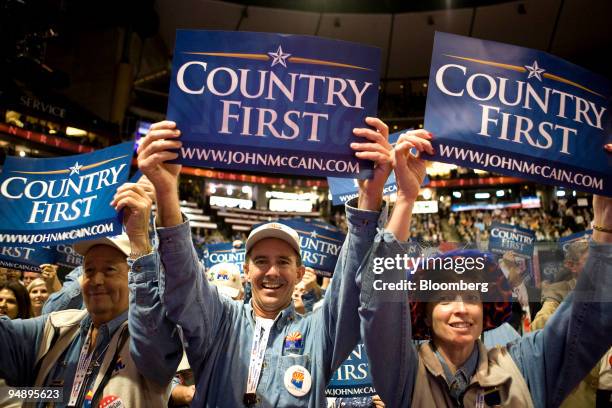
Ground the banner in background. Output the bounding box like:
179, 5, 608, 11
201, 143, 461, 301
277, 218, 346, 277
54, 244, 84, 269
0, 245, 56, 272
203, 242, 246, 275
168, 30, 381, 178
488, 222, 536, 287
0, 141, 133, 246
326, 342, 376, 398
424, 32, 611, 196
558, 229, 592, 252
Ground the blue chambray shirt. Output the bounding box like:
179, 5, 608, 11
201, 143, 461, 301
129, 198, 387, 407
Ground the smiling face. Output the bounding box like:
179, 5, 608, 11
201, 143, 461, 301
29, 282, 49, 311
427, 292, 484, 350
81, 245, 129, 326
244, 238, 304, 319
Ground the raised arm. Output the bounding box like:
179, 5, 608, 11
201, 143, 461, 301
509, 194, 612, 408
317, 118, 393, 376
41, 266, 83, 313
358, 130, 432, 407
136, 121, 229, 375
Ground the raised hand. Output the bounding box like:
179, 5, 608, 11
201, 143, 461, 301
137, 121, 182, 196
137, 120, 183, 227
394, 130, 433, 200
111, 183, 153, 257
385, 130, 433, 241
351, 117, 394, 210
39, 263, 61, 292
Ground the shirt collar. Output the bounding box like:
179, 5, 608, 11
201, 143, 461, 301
435, 342, 479, 386
246, 301, 297, 329
79, 310, 129, 342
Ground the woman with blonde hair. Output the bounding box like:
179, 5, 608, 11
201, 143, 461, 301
27, 278, 50, 317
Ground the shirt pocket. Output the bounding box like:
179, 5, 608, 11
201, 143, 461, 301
278, 354, 313, 405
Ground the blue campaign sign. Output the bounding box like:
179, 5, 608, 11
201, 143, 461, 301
424, 32, 612, 196
0, 142, 133, 246
0, 245, 57, 272
54, 244, 84, 269
326, 342, 376, 398
489, 222, 536, 287
488, 222, 535, 258
277, 218, 346, 277
203, 242, 246, 274
168, 30, 381, 178
558, 229, 592, 252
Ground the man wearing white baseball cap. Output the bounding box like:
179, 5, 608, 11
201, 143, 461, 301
0, 182, 173, 407
131, 117, 405, 407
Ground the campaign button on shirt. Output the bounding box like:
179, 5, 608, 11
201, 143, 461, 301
283, 331, 304, 354
283, 365, 312, 397
99, 395, 125, 408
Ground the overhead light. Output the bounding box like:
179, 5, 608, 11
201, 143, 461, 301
226, 186, 234, 195
18, 151, 26, 157
422, 83, 428, 88
572, 190, 576, 197
496, 190, 505, 197
209, 184, 217, 194
452, 191, 462, 199
475, 192, 490, 199
241, 185, 252, 194
421, 188, 432, 200
66, 126, 87, 136
556, 190, 566, 197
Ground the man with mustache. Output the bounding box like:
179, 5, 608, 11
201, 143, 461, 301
130, 117, 408, 407
0, 183, 172, 407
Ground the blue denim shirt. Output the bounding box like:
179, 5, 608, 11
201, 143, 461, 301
0, 310, 127, 407
129, 198, 387, 407
359, 231, 612, 408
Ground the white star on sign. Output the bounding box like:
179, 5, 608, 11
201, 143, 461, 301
524, 61, 545, 81
268, 45, 291, 68
69, 162, 83, 176
310, 230, 318, 239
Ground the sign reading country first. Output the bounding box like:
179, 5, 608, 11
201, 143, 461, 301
0, 142, 133, 246
425, 32, 611, 196
168, 30, 381, 178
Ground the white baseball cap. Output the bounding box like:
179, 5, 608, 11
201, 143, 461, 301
209, 263, 243, 299
245, 222, 301, 256
73, 234, 131, 257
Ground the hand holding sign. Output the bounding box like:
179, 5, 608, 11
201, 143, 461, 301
386, 130, 433, 242
394, 130, 433, 200
138, 120, 183, 227
111, 183, 153, 257
138, 121, 182, 194
352, 117, 394, 211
